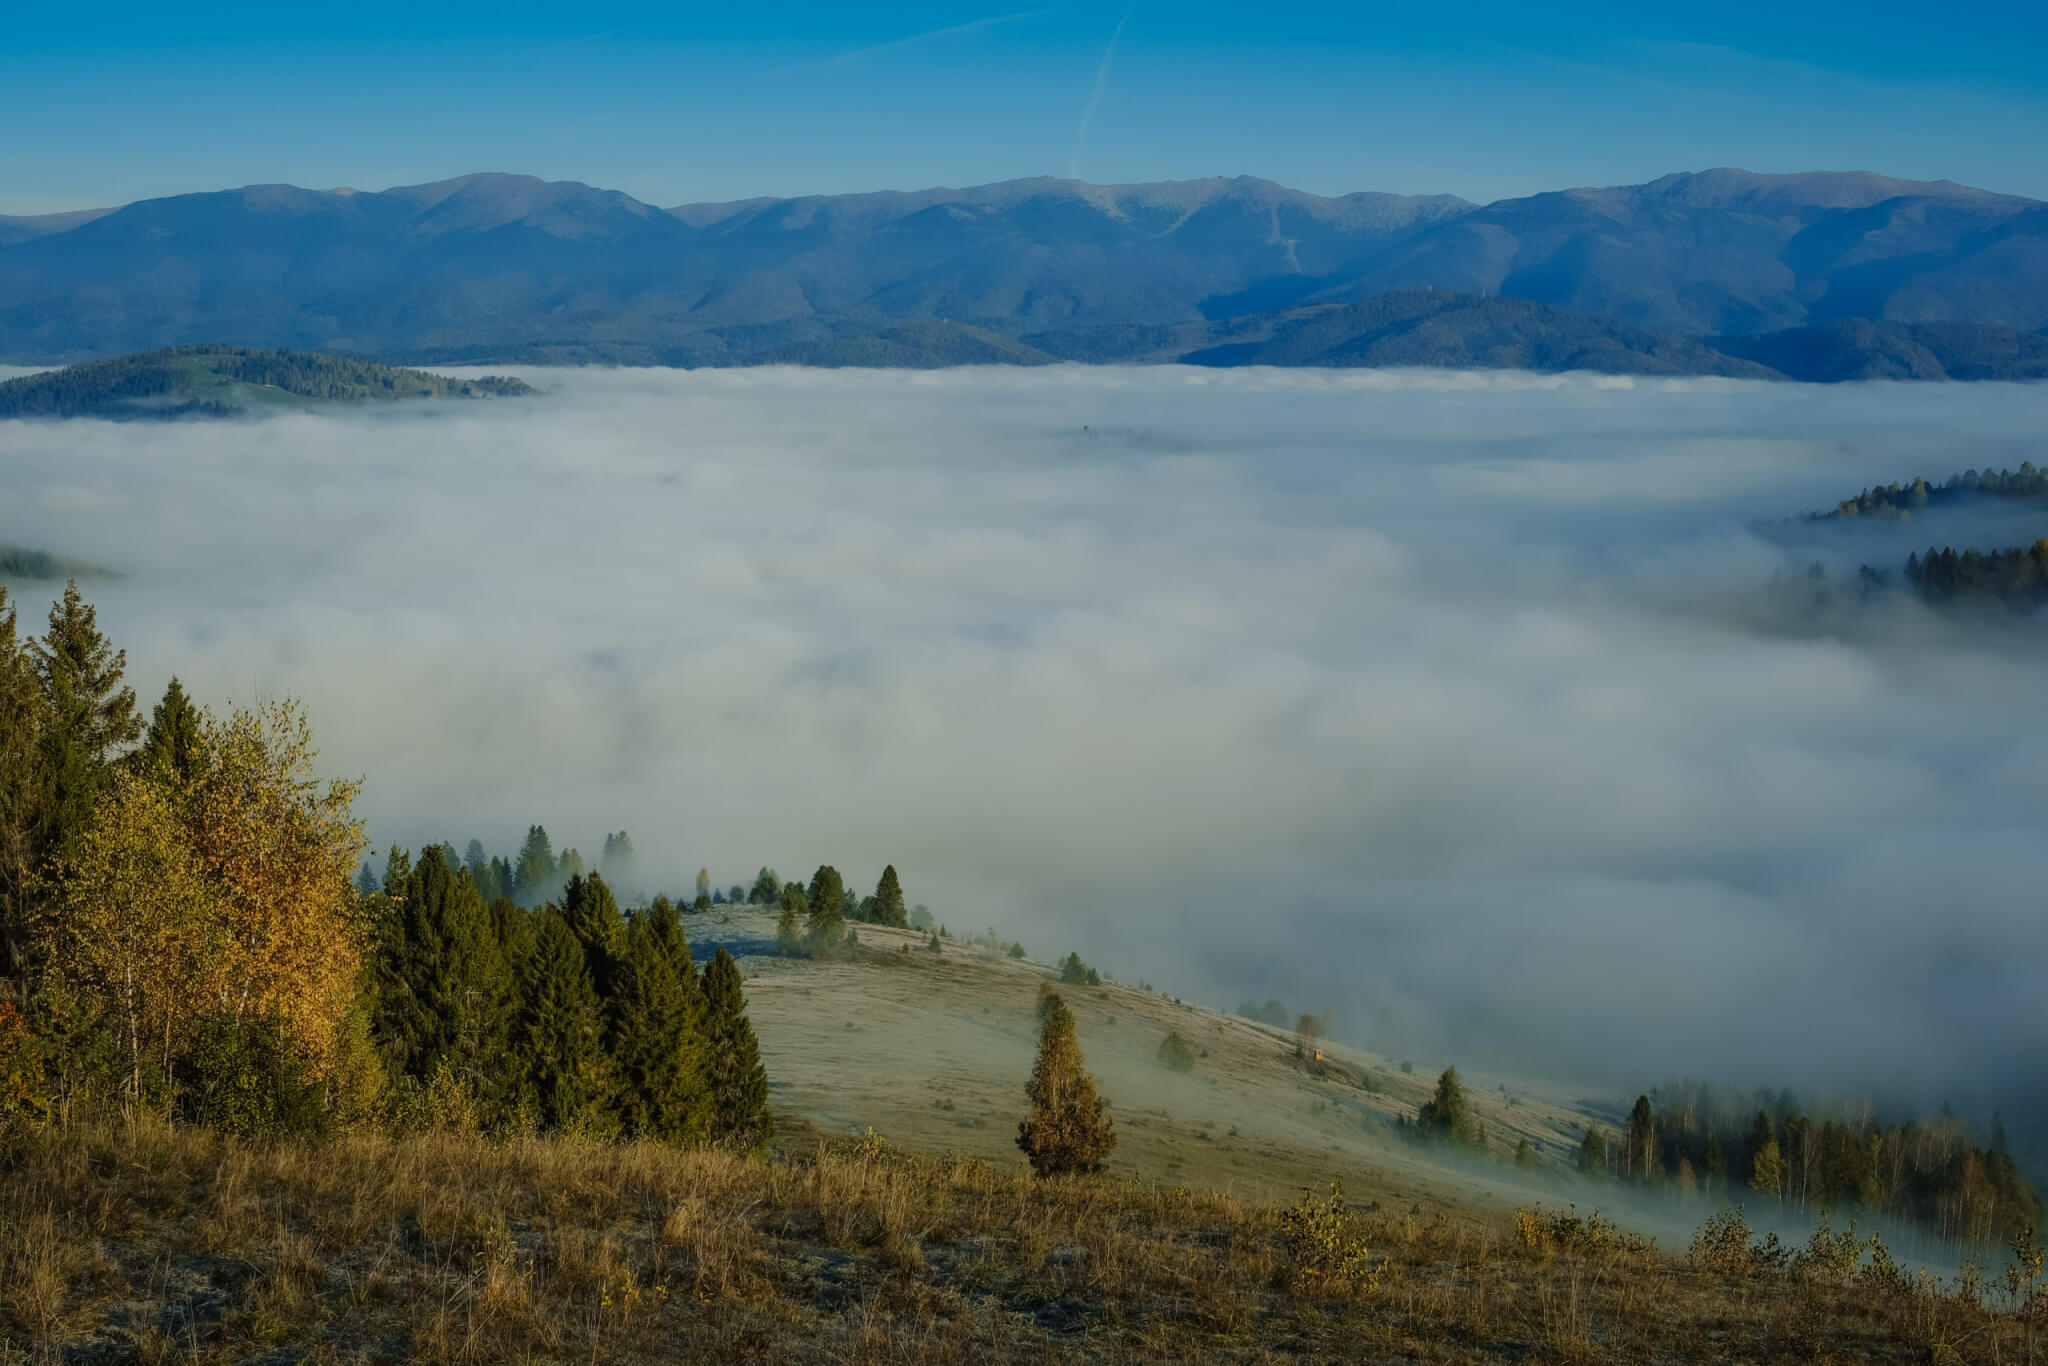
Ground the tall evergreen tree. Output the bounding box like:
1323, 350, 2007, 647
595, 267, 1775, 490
1418, 1066, 1481, 1148
133, 676, 203, 787
601, 831, 635, 883
368, 844, 514, 1104
1017, 992, 1116, 1176
1578, 1124, 1608, 1175
701, 947, 770, 1148
31, 582, 141, 862
514, 910, 613, 1133
608, 904, 710, 1145
806, 865, 846, 950
0, 589, 48, 980
1624, 1094, 1659, 1182
776, 884, 805, 955
381, 846, 412, 897
560, 872, 626, 996
871, 864, 908, 928
514, 825, 556, 903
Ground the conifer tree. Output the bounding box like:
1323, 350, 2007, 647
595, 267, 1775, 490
701, 947, 770, 1148
31, 582, 141, 861
1017, 992, 1116, 1176
871, 864, 908, 928
134, 676, 203, 787
607, 907, 710, 1144
1515, 1137, 1536, 1168
486, 856, 514, 904
601, 830, 635, 883
776, 885, 804, 954
1578, 1124, 1608, 1174
369, 844, 514, 1104
514, 825, 556, 903
514, 910, 613, 1133
381, 846, 412, 897
806, 865, 846, 951
560, 872, 626, 996
1418, 1066, 1481, 1148
0, 589, 49, 980
491, 896, 536, 965
1624, 1094, 1659, 1181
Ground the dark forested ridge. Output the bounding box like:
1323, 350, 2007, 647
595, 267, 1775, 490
0, 344, 531, 419
3, 168, 2047, 373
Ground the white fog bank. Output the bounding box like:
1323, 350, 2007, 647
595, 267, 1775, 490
4, 364, 2046, 1114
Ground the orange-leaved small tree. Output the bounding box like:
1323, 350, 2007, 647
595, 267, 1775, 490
1017, 991, 1115, 1177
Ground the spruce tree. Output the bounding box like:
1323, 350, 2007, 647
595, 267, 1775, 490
601, 830, 635, 883
776, 887, 804, 955
806, 865, 846, 951
31, 582, 141, 861
369, 844, 514, 1104
608, 907, 710, 1144
0, 589, 49, 981
514, 910, 614, 1133
560, 872, 627, 996
515, 825, 556, 903
872, 864, 908, 928
134, 676, 203, 786
1017, 992, 1116, 1177
1417, 1066, 1480, 1148
381, 845, 413, 897
701, 947, 770, 1148
1578, 1124, 1608, 1174
1624, 1094, 1659, 1181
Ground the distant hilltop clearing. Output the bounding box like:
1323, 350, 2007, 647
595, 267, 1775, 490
0, 345, 531, 419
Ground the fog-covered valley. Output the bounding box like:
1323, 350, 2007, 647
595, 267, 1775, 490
5, 363, 2045, 1118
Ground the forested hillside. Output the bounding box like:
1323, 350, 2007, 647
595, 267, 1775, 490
0, 345, 530, 418
0, 584, 762, 1145
1811, 466, 2048, 607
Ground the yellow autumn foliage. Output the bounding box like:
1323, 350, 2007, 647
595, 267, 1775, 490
44, 774, 222, 1095
43, 699, 366, 1086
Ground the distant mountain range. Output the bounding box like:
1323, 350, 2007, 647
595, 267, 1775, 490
1, 169, 2044, 378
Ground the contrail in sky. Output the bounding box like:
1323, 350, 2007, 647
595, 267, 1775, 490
818, 10, 1046, 67
1070, 3, 1136, 179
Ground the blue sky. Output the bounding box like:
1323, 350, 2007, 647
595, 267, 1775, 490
4, 1, 2046, 214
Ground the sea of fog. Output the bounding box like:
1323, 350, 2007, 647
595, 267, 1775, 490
4, 364, 2046, 1115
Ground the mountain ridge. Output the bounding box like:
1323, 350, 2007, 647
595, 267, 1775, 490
2, 168, 2044, 370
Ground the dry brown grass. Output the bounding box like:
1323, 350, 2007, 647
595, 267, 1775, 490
3, 1117, 2042, 1364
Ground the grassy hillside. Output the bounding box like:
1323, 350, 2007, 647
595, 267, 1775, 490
687, 908, 1594, 1215
8, 1082, 2044, 1362
9, 905, 2046, 1361
0, 344, 531, 419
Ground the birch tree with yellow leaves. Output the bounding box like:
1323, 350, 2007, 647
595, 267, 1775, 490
40, 698, 366, 1097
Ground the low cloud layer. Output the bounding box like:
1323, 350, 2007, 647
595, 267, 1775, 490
5, 365, 2046, 1117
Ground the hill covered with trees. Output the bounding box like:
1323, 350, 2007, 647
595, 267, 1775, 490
0, 584, 763, 1146
1807, 465, 2048, 607
0, 344, 530, 419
